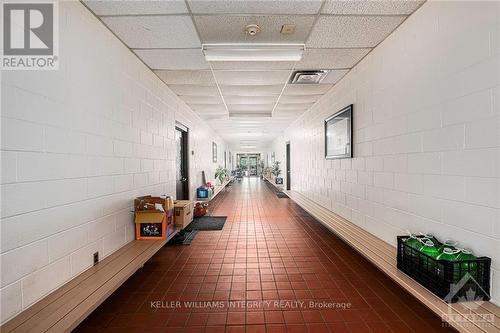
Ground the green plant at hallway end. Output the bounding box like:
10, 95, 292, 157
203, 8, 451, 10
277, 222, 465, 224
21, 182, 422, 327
272, 161, 281, 177
215, 166, 227, 185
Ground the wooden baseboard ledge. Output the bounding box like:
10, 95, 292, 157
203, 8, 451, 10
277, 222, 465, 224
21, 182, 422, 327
263, 175, 284, 191
284, 190, 500, 333
1, 229, 180, 333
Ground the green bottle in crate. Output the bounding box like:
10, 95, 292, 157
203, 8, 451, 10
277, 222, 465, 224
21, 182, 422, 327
436, 247, 460, 261
439, 239, 458, 253
423, 233, 440, 247
404, 234, 424, 262
436, 247, 460, 281
457, 249, 478, 277
404, 234, 422, 250
420, 239, 440, 257
419, 239, 440, 273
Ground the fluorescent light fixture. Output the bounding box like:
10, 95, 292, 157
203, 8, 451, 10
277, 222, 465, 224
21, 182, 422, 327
203, 43, 305, 62
240, 145, 257, 149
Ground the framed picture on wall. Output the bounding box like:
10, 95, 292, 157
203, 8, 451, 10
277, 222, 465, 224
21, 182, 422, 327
325, 104, 353, 159
212, 142, 217, 163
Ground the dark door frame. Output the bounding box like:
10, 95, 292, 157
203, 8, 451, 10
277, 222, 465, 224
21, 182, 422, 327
286, 142, 291, 191
175, 124, 189, 200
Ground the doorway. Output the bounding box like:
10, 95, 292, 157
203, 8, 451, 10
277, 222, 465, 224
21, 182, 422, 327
286, 142, 291, 190
175, 125, 189, 200
237, 153, 261, 176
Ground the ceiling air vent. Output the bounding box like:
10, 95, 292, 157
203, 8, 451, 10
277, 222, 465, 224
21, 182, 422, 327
289, 70, 328, 84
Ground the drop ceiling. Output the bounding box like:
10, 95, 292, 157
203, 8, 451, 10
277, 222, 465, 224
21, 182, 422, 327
83, 0, 425, 150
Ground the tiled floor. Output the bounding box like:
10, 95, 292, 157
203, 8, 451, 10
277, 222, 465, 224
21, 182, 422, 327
75, 178, 455, 333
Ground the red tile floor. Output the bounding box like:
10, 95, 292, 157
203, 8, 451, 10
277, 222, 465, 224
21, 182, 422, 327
75, 178, 455, 333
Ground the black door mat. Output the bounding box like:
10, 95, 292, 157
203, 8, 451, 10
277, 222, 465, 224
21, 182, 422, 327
184, 216, 227, 231
182, 230, 198, 244
276, 192, 289, 198
168, 230, 199, 245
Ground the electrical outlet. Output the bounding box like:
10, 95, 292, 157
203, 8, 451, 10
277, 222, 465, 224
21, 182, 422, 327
93, 252, 99, 266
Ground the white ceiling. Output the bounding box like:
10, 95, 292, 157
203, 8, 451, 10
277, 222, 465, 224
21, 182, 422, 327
84, 0, 425, 151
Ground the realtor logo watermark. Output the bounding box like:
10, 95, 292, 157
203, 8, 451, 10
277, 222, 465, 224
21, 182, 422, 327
441, 273, 495, 329
1, 1, 58, 70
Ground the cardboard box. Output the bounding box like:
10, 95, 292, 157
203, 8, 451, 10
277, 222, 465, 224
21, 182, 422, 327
134, 195, 174, 240
135, 213, 166, 240
166, 209, 175, 237
134, 195, 173, 212
174, 200, 194, 229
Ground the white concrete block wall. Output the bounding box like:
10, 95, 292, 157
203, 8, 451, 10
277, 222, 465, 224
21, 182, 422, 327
270, 1, 500, 305
0, 1, 226, 323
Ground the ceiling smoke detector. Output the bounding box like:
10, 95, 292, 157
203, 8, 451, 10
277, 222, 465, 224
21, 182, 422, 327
245, 24, 261, 36
289, 70, 328, 84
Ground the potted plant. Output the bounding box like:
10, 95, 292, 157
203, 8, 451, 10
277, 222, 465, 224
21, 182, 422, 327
272, 161, 283, 184
215, 166, 227, 185
258, 159, 265, 178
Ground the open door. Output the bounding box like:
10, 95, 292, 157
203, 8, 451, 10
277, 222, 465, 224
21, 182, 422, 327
175, 125, 189, 200
286, 142, 291, 190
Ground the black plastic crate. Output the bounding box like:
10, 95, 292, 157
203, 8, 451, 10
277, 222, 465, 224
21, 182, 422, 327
396, 236, 491, 303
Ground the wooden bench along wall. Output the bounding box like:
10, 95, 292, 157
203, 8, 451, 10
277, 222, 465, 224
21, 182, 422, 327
285, 190, 500, 333
197, 176, 234, 202
0, 232, 178, 333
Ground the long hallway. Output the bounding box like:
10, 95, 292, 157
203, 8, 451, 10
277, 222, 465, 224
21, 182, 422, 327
76, 178, 452, 333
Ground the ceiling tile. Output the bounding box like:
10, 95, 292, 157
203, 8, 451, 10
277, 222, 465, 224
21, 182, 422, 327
224, 96, 278, 105
188, 104, 227, 113
321, 69, 350, 84
228, 104, 274, 112
135, 49, 209, 70
295, 48, 371, 69
274, 109, 307, 116
271, 113, 302, 120
199, 114, 227, 120
84, 0, 188, 15
230, 111, 273, 117
211, 61, 295, 70
275, 103, 314, 111
214, 70, 291, 85
193, 15, 315, 43
180, 95, 223, 104
155, 70, 215, 85
321, 0, 424, 15
306, 15, 407, 48
283, 84, 333, 95
188, 0, 323, 14
101, 16, 200, 48
279, 94, 322, 104
220, 85, 283, 96
168, 84, 219, 96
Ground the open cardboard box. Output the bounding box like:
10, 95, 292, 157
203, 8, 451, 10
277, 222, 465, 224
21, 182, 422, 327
134, 195, 173, 212
134, 195, 174, 240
